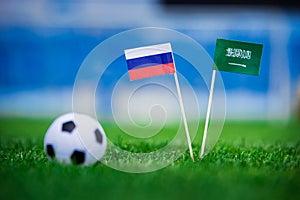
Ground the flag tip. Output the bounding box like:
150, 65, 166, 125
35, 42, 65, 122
190, 153, 195, 162
199, 152, 205, 160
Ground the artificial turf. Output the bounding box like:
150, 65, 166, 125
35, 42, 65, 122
0, 117, 299, 200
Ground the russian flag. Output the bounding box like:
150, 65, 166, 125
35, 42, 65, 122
124, 43, 176, 81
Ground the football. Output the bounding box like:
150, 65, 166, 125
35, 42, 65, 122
44, 112, 107, 166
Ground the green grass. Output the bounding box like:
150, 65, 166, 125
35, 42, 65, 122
0, 117, 299, 200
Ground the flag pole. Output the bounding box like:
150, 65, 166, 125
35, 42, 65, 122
173, 71, 195, 162
200, 69, 216, 158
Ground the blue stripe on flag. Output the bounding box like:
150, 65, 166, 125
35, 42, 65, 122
126, 52, 173, 70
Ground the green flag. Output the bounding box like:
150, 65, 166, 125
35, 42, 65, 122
213, 39, 263, 76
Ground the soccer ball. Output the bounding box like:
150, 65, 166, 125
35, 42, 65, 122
44, 113, 107, 166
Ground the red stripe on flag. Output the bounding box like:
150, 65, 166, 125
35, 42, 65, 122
128, 63, 175, 81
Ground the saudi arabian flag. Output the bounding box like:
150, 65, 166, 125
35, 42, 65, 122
213, 39, 263, 76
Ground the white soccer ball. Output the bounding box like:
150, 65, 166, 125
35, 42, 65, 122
44, 113, 107, 166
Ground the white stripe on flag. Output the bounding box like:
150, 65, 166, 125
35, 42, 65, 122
124, 43, 172, 60
228, 62, 247, 68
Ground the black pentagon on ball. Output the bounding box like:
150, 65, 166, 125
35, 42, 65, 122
62, 121, 76, 133
94, 129, 103, 144
71, 150, 85, 165
46, 144, 55, 159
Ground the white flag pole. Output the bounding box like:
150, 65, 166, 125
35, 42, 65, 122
173, 71, 195, 162
200, 69, 216, 158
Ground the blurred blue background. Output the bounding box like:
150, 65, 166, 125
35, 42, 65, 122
0, 0, 299, 120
